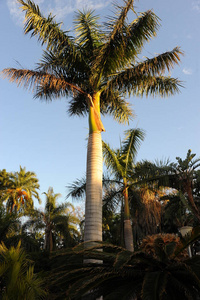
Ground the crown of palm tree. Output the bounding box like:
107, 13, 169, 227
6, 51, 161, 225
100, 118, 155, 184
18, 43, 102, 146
2, 0, 183, 126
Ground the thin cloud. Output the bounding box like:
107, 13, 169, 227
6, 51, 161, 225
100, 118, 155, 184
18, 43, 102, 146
183, 68, 193, 75
7, 0, 45, 25
47, 0, 111, 21
6, 0, 23, 24
192, 0, 200, 12
7, 0, 111, 25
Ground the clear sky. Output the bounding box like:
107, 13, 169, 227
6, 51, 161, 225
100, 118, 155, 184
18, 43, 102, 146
0, 0, 200, 208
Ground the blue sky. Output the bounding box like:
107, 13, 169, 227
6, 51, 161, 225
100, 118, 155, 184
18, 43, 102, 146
0, 0, 200, 208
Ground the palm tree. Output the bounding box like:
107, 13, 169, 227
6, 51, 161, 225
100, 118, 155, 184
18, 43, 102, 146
0, 204, 21, 246
135, 151, 200, 226
102, 128, 145, 251
2, 0, 183, 244
0, 166, 40, 213
25, 187, 80, 252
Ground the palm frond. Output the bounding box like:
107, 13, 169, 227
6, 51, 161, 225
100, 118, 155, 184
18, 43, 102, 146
74, 10, 102, 56
18, 0, 75, 53
92, 6, 160, 83
91, 0, 134, 83
134, 47, 183, 76
67, 93, 88, 116
142, 271, 167, 300
37, 49, 90, 89
108, 70, 183, 97
100, 89, 134, 124
102, 141, 124, 179
2, 68, 87, 100
103, 186, 123, 212
123, 9, 160, 58
122, 128, 145, 173
66, 177, 86, 201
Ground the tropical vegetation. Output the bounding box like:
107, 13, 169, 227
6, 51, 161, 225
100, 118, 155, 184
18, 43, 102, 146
3, 0, 200, 299
2, 0, 183, 246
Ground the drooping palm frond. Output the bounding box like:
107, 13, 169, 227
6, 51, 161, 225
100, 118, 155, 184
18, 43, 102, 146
36, 49, 89, 84
103, 186, 123, 213
48, 233, 200, 300
100, 89, 134, 124
2, 68, 87, 100
67, 93, 88, 116
66, 177, 86, 201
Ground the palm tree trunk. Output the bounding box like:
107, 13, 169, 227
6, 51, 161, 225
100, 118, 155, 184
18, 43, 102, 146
123, 183, 134, 252
84, 132, 103, 243
84, 92, 104, 244
185, 180, 200, 222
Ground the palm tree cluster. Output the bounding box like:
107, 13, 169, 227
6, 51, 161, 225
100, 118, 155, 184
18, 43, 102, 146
3, 0, 200, 299
2, 0, 183, 246
0, 166, 83, 298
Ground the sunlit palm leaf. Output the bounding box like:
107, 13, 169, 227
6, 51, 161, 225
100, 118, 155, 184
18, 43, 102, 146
74, 10, 102, 57
2, 68, 86, 99
93, 4, 160, 82
18, 0, 76, 53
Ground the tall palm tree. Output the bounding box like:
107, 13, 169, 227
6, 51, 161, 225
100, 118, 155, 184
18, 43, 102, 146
2, 0, 183, 243
103, 128, 145, 251
0, 166, 40, 213
26, 187, 80, 252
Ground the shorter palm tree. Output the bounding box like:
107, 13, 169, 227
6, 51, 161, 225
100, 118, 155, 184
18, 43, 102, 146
134, 151, 200, 227
0, 166, 40, 213
26, 187, 80, 252
102, 128, 145, 251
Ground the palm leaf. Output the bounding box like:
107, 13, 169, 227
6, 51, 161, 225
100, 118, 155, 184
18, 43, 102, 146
93, 5, 160, 82
66, 177, 86, 200
67, 93, 88, 116
18, 0, 76, 53
122, 128, 145, 174
142, 271, 167, 300
107, 67, 183, 98
134, 47, 183, 76
100, 89, 134, 124
92, 0, 134, 83
102, 141, 124, 178
74, 10, 102, 56
2, 68, 87, 100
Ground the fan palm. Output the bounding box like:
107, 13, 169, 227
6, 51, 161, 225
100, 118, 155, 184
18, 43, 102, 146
0, 166, 40, 213
2, 0, 183, 243
25, 187, 80, 252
